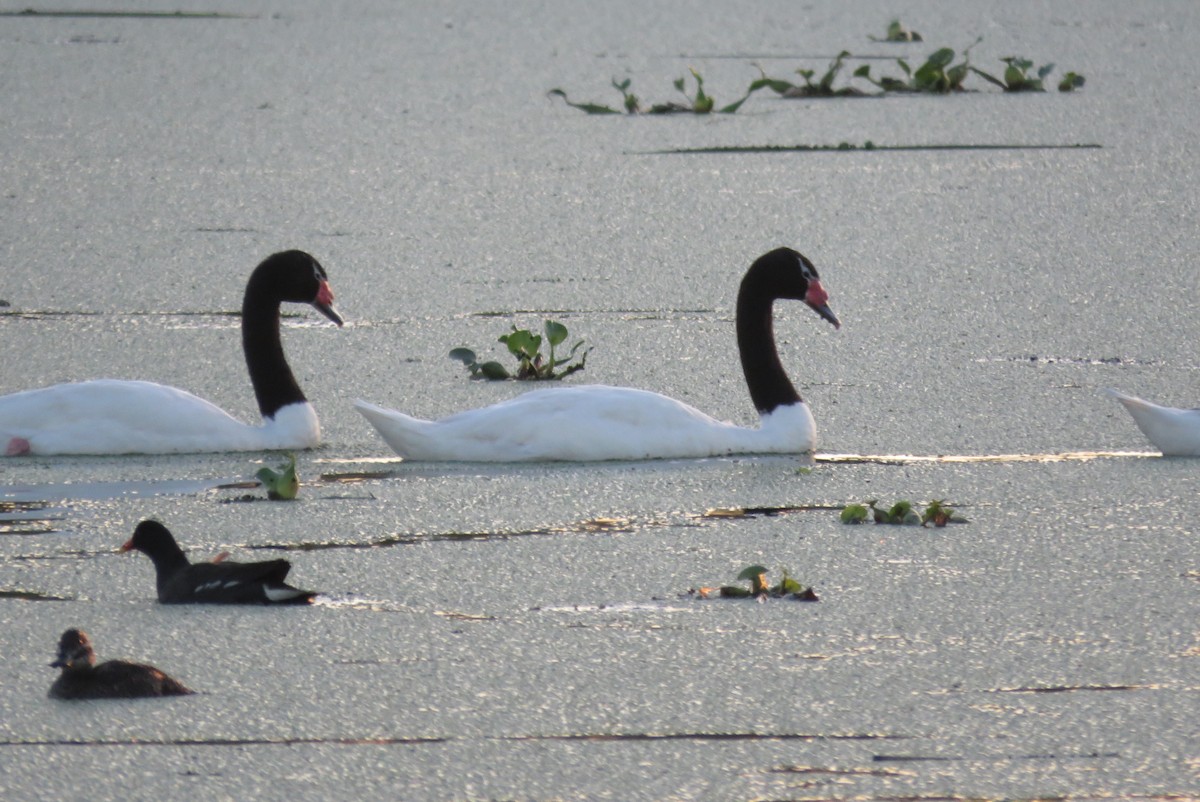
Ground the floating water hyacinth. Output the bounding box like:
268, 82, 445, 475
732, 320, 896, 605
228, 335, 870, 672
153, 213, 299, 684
690, 565, 819, 601
870, 19, 923, 42
255, 452, 299, 500
550, 68, 764, 115
841, 499, 967, 526
450, 319, 590, 381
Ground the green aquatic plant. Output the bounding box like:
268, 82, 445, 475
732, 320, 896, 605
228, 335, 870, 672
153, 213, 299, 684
921, 499, 968, 527
549, 68, 763, 115
1057, 71, 1086, 92
870, 19, 923, 42
612, 77, 640, 113
553, 42, 1084, 115
843, 499, 967, 526
255, 452, 299, 501
547, 79, 638, 114
546, 86, 624, 115
448, 348, 510, 380
870, 499, 923, 525
753, 51, 865, 98
970, 57, 1084, 93
854, 38, 979, 93
971, 56, 1055, 92
691, 564, 819, 601
451, 319, 590, 380
840, 503, 869, 524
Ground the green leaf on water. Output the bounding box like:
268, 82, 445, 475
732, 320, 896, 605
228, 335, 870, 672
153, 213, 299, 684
871, 20, 923, 42
737, 565, 769, 582
927, 48, 955, 69
547, 88, 621, 115
479, 361, 510, 380
544, 319, 568, 347
255, 452, 299, 501
448, 347, 477, 366
840, 503, 869, 524
776, 575, 804, 594
500, 328, 541, 360
969, 65, 1008, 89
694, 565, 819, 602
750, 75, 798, 94
1058, 71, 1085, 91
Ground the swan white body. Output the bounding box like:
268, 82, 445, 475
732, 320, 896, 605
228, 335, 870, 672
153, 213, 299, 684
0, 381, 319, 456
356, 247, 839, 462
355, 387, 817, 462
1106, 388, 1200, 456
0, 250, 342, 457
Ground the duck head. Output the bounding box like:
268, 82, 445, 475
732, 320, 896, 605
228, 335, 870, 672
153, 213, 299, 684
50, 629, 96, 669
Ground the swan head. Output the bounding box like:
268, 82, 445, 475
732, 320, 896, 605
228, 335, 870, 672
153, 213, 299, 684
251, 250, 344, 326
748, 248, 840, 329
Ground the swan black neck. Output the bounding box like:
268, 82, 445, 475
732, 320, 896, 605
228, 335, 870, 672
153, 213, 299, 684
737, 284, 802, 414
242, 290, 306, 420
241, 253, 313, 420
735, 247, 835, 414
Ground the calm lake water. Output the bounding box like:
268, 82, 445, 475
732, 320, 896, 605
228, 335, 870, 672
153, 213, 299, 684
1, 2, 1197, 799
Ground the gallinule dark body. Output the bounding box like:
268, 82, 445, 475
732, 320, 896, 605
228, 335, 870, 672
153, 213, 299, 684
121, 519, 317, 605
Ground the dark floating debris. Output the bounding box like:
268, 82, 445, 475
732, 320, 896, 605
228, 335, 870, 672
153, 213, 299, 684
991, 683, 1153, 694
980, 354, 1146, 366
3, 9, 254, 18
505, 730, 901, 743
646, 142, 1102, 155
874, 750, 1120, 763
0, 589, 71, 602
701, 504, 839, 519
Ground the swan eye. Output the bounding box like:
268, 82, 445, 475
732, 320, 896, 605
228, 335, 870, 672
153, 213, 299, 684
797, 254, 819, 283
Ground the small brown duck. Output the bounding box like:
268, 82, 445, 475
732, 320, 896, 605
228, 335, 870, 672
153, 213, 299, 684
48, 629, 193, 700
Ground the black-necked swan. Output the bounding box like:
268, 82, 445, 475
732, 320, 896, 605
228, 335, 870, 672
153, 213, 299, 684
354, 247, 839, 461
1106, 388, 1200, 456
0, 250, 343, 456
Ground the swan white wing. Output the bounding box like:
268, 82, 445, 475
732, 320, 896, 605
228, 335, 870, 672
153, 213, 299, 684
1106, 388, 1200, 456
0, 380, 320, 455
355, 385, 815, 462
